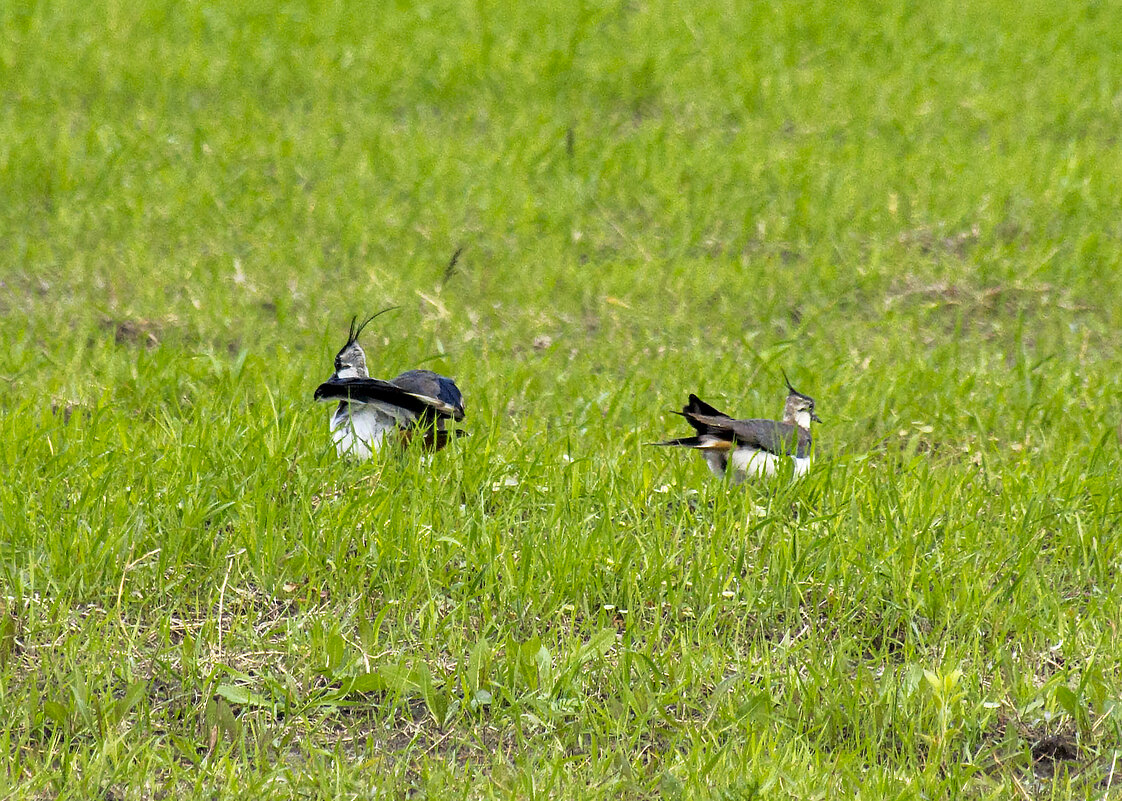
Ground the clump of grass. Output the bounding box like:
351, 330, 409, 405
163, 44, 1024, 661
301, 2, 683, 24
1, 0, 1121, 797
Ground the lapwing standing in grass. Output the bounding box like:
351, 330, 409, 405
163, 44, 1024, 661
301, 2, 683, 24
655, 373, 821, 483
313, 310, 466, 459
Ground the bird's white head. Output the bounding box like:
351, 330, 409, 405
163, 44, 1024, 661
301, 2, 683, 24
332, 308, 397, 380
781, 371, 822, 431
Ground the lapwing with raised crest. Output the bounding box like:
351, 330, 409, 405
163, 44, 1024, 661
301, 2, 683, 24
313, 309, 466, 459
655, 373, 821, 483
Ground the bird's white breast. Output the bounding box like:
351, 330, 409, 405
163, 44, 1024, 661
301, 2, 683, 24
331, 402, 413, 459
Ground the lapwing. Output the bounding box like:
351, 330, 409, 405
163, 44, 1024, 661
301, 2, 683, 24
313, 310, 466, 459
655, 373, 821, 483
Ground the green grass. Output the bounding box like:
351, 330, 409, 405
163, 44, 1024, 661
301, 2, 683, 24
3, 0, 1122, 797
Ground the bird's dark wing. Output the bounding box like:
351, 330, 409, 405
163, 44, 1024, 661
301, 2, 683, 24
685, 414, 809, 458
313, 375, 463, 421
390, 370, 466, 421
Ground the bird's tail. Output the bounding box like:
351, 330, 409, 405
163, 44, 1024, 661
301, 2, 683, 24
684, 394, 727, 418
651, 435, 734, 450
673, 394, 730, 434
397, 426, 469, 452
652, 436, 703, 448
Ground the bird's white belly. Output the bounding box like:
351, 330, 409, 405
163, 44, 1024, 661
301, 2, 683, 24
726, 448, 812, 483
331, 402, 409, 459
702, 451, 728, 480
729, 448, 780, 483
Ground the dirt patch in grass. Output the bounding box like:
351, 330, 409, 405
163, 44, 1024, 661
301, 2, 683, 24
101, 316, 163, 348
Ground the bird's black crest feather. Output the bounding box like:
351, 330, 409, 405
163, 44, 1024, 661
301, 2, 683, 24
347, 306, 399, 347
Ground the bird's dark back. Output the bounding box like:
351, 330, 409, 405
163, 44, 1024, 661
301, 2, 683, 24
392, 369, 465, 415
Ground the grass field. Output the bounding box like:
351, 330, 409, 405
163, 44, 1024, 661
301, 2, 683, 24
3, 0, 1122, 797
